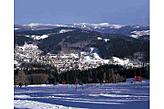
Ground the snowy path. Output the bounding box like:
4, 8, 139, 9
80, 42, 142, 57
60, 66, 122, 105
14, 79, 149, 109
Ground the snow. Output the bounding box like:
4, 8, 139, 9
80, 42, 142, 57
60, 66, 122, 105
31, 34, 49, 40
15, 100, 86, 109
97, 37, 102, 40
112, 57, 133, 66
104, 38, 110, 42
55, 24, 69, 27
80, 52, 87, 55
28, 23, 42, 27
25, 35, 30, 37
103, 59, 110, 64
40, 34, 49, 39
93, 53, 102, 60
72, 23, 125, 29
20, 23, 128, 32
21, 84, 54, 87
59, 29, 73, 34
88, 93, 129, 98
97, 37, 110, 42
23, 23, 125, 29
91, 23, 125, 29
93, 23, 110, 27
83, 56, 92, 62
14, 28, 20, 30
14, 79, 149, 109
90, 47, 96, 53
73, 23, 88, 28
24, 23, 54, 27
23, 23, 72, 28
15, 95, 31, 99
79, 48, 110, 64
14, 60, 19, 65
130, 30, 150, 39
80, 50, 104, 63
70, 53, 79, 58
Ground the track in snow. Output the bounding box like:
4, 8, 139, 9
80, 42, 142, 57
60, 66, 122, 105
14, 79, 149, 109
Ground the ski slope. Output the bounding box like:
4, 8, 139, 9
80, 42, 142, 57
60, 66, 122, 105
14, 79, 149, 109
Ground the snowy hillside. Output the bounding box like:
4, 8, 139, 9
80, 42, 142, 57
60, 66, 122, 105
14, 23, 149, 73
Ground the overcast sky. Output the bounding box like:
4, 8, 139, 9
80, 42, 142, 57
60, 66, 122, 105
14, 0, 149, 25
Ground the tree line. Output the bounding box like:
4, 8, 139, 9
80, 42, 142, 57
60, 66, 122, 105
14, 64, 149, 85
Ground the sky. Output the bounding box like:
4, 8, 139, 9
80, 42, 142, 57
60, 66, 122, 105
14, 0, 149, 25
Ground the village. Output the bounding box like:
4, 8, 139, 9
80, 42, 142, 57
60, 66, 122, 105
14, 43, 148, 73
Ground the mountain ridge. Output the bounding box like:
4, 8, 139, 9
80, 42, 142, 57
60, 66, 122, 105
15, 23, 149, 63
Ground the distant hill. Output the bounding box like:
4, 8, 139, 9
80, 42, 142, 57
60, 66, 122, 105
14, 23, 149, 62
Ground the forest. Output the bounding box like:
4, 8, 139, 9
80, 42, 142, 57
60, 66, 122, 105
14, 63, 149, 85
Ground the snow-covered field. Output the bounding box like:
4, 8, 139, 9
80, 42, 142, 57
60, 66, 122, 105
14, 79, 149, 109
